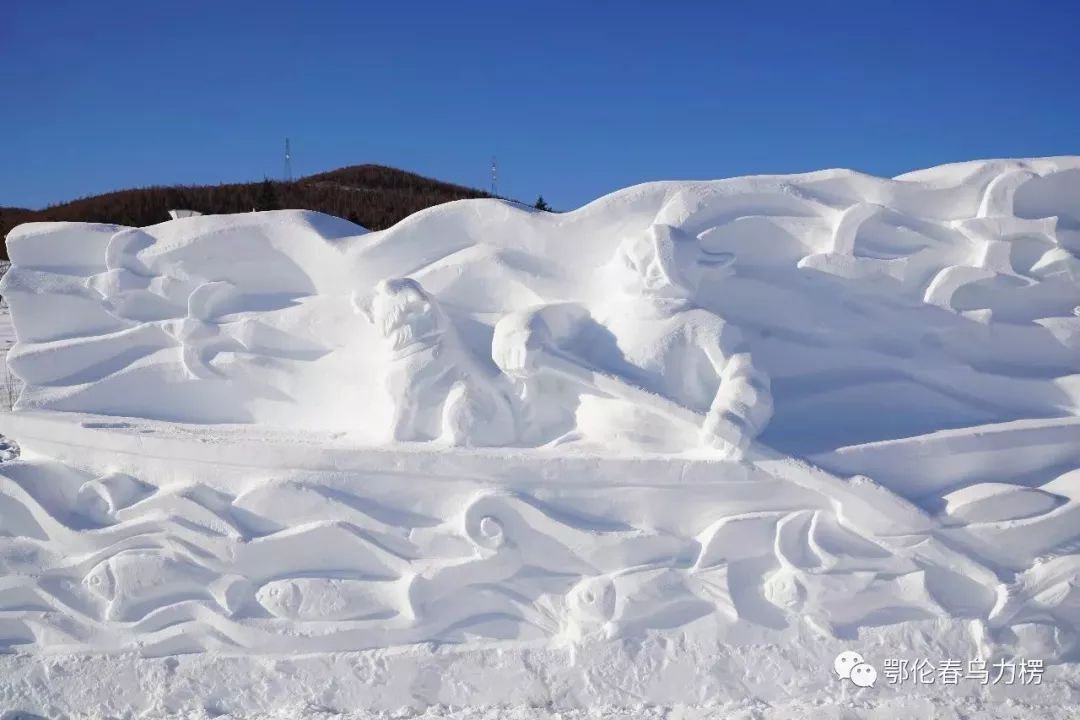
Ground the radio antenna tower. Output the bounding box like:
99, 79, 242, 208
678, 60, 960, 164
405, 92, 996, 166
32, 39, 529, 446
490, 155, 498, 197
283, 137, 293, 182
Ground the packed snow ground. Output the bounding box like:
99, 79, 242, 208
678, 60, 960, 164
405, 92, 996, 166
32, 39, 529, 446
2, 638, 1078, 718
0, 158, 1079, 717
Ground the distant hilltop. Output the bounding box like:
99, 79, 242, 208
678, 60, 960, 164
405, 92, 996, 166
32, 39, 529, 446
0, 165, 495, 258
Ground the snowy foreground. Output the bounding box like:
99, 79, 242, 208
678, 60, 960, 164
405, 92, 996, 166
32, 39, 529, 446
1, 158, 1079, 717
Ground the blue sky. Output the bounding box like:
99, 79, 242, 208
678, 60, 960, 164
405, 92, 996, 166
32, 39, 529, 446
3, 0, 1077, 211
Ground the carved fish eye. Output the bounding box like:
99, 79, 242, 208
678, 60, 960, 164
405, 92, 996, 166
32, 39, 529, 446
583, 591, 596, 604
478, 516, 503, 541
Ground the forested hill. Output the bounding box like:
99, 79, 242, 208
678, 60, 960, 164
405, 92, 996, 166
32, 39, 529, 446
0, 165, 496, 257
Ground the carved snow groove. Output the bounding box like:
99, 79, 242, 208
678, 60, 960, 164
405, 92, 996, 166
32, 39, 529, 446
788, 168, 1079, 327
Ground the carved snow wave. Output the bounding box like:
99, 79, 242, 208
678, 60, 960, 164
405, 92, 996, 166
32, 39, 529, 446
0, 450, 1077, 660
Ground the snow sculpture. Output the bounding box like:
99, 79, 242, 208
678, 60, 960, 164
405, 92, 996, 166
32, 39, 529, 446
356, 277, 517, 446
84, 227, 247, 380
2, 159, 1080, 712
493, 223, 772, 457
75, 471, 153, 524
83, 549, 251, 621
563, 575, 617, 641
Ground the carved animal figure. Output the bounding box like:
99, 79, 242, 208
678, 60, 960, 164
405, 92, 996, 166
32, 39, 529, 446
357, 277, 517, 446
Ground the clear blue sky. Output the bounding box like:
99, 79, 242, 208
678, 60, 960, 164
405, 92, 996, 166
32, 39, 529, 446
3, 0, 1078, 211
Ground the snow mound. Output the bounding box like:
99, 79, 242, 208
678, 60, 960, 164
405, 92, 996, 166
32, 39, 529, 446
1, 157, 1080, 713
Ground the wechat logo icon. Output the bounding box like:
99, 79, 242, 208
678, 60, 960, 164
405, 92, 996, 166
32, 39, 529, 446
835, 650, 877, 688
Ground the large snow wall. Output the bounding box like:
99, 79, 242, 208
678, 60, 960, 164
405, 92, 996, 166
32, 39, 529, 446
0, 157, 1079, 714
